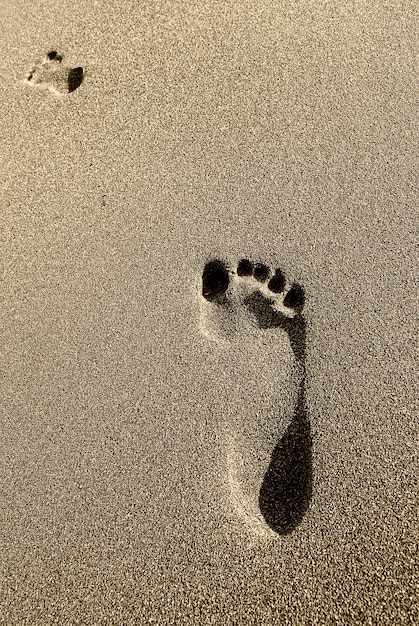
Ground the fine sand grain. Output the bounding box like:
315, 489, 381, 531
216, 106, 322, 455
0, 0, 417, 624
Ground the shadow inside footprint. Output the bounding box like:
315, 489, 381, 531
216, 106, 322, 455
244, 290, 312, 535
259, 382, 312, 535
68, 67, 84, 92
243, 290, 306, 363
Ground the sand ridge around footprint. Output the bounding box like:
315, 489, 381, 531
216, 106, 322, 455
25, 51, 84, 96
199, 258, 311, 537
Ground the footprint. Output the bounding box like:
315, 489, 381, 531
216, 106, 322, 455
25, 51, 84, 95
200, 258, 312, 536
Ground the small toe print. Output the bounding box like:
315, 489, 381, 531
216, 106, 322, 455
267, 268, 286, 294
46, 51, 62, 62
283, 284, 305, 310
202, 260, 230, 301
253, 263, 270, 282
237, 259, 253, 277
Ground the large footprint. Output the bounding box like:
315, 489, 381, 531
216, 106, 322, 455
200, 258, 312, 537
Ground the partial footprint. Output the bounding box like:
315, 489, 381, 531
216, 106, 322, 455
200, 258, 312, 537
25, 51, 84, 95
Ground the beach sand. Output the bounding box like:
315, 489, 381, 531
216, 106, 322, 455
0, 1, 417, 624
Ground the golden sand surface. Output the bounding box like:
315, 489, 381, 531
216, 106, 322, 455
0, 1, 417, 624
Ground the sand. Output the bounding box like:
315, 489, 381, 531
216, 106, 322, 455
0, 0, 417, 624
